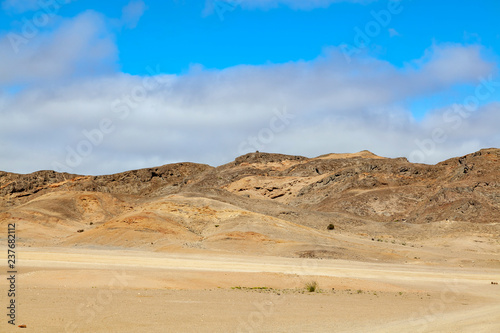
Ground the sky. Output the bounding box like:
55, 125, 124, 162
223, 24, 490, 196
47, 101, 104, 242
0, 0, 499, 175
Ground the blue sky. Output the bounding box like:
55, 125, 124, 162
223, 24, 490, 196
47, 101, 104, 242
0, 0, 499, 174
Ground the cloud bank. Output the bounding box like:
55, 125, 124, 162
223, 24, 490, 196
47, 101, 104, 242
0, 10, 498, 175
0, 11, 117, 86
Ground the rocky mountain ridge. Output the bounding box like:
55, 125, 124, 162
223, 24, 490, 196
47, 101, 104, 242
0, 148, 498, 261
2, 148, 498, 223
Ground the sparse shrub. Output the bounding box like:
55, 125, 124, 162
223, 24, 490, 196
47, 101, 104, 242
357, 289, 363, 294
306, 281, 318, 292
327, 224, 335, 230
215, 225, 219, 228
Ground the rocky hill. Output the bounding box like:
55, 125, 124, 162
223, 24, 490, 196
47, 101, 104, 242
1, 148, 499, 262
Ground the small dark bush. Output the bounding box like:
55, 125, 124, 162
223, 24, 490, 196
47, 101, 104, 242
327, 224, 335, 230
306, 281, 318, 292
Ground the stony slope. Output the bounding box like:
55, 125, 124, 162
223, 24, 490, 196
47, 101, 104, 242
1, 149, 499, 262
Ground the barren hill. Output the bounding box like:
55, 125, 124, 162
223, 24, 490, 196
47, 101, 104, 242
1, 148, 499, 264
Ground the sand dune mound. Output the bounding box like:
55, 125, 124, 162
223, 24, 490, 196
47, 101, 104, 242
314, 150, 387, 160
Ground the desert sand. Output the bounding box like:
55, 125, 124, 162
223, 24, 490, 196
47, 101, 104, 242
1, 237, 499, 332
1, 149, 499, 332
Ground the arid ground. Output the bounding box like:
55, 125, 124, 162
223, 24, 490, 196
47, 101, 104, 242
1, 149, 499, 332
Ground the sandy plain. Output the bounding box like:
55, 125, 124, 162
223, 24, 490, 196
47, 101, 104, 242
1, 245, 499, 333
1, 149, 499, 332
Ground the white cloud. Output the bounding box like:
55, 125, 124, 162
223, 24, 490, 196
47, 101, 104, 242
0, 43, 498, 175
414, 44, 492, 87
121, 0, 147, 29
239, 0, 376, 10
0, 11, 118, 86
388, 28, 400, 37
204, 0, 377, 15
2, 0, 40, 13
2, 0, 76, 13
